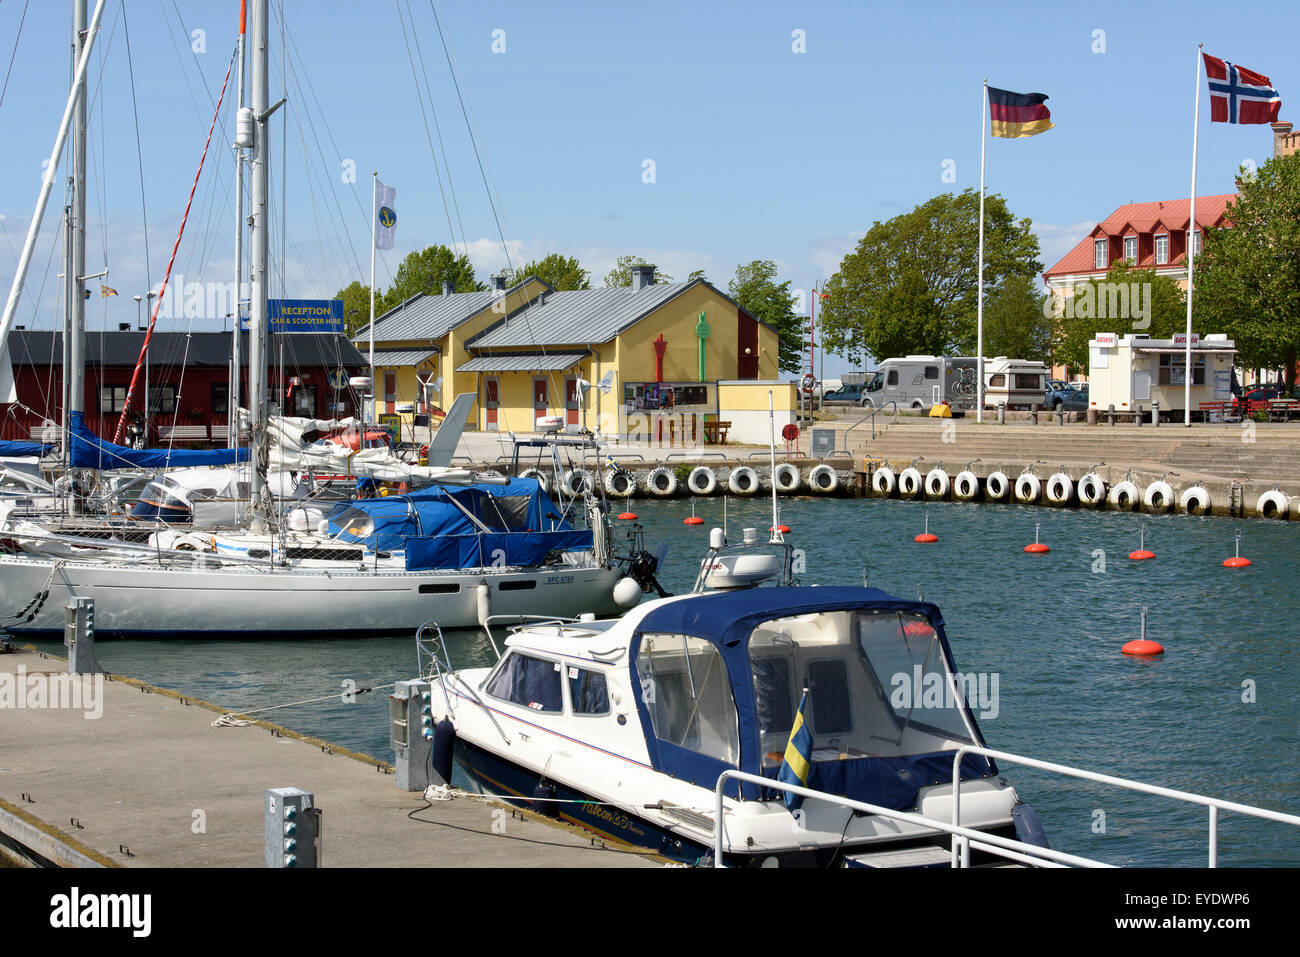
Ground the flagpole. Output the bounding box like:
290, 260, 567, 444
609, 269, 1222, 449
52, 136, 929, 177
1184, 44, 1202, 428
369, 170, 377, 425
976, 79, 987, 424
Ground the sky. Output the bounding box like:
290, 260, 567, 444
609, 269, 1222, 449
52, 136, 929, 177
0, 0, 1293, 380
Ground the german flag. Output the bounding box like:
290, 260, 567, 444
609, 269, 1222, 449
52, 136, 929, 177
989, 87, 1054, 138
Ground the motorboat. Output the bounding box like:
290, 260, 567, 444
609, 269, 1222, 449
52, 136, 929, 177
418, 531, 1046, 866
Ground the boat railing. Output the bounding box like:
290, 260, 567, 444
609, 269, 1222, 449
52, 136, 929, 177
690, 540, 795, 594
951, 745, 1300, 868
480, 612, 585, 659
711, 768, 1102, 869
417, 618, 512, 746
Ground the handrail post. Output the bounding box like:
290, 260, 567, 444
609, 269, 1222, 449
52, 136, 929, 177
952, 746, 964, 868
1209, 806, 1217, 868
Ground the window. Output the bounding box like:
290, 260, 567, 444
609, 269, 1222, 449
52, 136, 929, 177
293, 385, 317, 418
1158, 354, 1206, 386
886, 369, 899, 386
1193, 229, 1203, 256
636, 633, 739, 764
484, 652, 563, 713
212, 382, 228, 415
567, 666, 609, 716
1094, 238, 1107, 269
988, 374, 1005, 388
1124, 236, 1137, 264
1014, 373, 1042, 390
100, 385, 127, 413
1155, 233, 1169, 265
147, 385, 176, 415
924, 366, 939, 380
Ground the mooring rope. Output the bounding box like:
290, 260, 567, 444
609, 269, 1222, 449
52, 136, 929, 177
211, 681, 398, 727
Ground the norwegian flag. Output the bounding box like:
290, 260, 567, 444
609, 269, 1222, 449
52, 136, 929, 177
1204, 53, 1281, 124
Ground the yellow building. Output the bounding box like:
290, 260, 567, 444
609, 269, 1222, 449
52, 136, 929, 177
357, 266, 783, 441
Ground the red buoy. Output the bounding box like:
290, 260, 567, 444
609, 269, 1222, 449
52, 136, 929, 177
1223, 556, 1252, 568
915, 533, 938, 543
1122, 639, 1165, 656
1024, 542, 1050, 553
617, 512, 638, 521
684, 516, 705, 525
769, 524, 791, 533
1129, 528, 1154, 560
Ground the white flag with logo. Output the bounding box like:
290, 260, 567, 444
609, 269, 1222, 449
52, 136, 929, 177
374, 179, 397, 251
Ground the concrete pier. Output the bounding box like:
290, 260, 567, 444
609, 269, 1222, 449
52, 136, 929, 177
0, 647, 661, 868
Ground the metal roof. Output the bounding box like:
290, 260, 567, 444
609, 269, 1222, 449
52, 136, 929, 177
465, 282, 701, 349
6, 330, 366, 368
367, 348, 439, 367
353, 279, 542, 344
457, 352, 588, 373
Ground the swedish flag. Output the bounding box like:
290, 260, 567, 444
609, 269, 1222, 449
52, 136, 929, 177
776, 690, 813, 810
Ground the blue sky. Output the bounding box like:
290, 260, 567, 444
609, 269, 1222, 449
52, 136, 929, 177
0, 0, 1292, 379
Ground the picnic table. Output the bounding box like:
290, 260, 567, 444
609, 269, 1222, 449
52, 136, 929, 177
702, 420, 731, 445
1269, 398, 1300, 421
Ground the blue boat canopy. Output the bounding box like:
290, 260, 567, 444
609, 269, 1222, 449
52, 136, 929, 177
67, 411, 249, 469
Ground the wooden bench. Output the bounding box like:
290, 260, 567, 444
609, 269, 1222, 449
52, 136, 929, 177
702, 420, 731, 445
158, 424, 210, 443
1198, 400, 1236, 423
1269, 398, 1300, 421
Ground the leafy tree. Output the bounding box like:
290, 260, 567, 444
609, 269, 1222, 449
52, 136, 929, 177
603, 254, 673, 287
334, 280, 377, 337
382, 245, 482, 311
727, 260, 802, 373
509, 253, 591, 291
1196, 153, 1300, 388
1049, 262, 1186, 375
982, 275, 1052, 363
687, 269, 707, 282
818, 189, 1040, 361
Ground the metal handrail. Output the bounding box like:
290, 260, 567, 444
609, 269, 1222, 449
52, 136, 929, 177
843, 400, 899, 446
710, 769, 1102, 869
665, 451, 727, 461
951, 745, 1300, 868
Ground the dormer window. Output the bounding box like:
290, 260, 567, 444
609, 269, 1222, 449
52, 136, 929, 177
1094, 239, 1107, 270
1124, 236, 1137, 264
1155, 233, 1169, 265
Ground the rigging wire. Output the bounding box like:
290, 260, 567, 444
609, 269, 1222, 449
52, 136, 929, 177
0, 0, 29, 114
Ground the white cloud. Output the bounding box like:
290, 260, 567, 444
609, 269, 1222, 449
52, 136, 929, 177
1034, 221, 1095, 275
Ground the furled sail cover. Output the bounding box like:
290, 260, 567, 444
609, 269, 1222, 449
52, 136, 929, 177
67, 412, 249, 469
266, 414, 467, 482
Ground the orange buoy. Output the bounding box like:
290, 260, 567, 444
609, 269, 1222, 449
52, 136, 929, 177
1024, 522, 1049, 553
684, 516, 705, 525
914, 513, 938, 543
617, 512, 638, 521
769, 524, 791, 533
1129, 527, 1155, 560
1224, 532, 1251, 567
1122, 639, 1165, 655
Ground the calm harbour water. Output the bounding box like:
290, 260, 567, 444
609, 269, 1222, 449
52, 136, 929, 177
26, 495, 1300, 866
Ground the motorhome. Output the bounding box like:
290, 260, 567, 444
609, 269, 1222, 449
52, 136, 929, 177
861, 356, 978, 411
982, 357, 1048, 410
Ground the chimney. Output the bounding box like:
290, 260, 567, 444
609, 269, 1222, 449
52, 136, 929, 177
441, 280, 455, 296
631, 264, 655, 291
1272, 120, 1296, 158
491, 274, 508, 292
119, 322, 131, 331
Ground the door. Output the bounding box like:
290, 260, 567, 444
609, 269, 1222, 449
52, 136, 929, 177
1134, 367, 1152, 402
565, 375, 581, 427
485, 377, 500, 431
533, 377, 549, 423
384, 371, 397, 415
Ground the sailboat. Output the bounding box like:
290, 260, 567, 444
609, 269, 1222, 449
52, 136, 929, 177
0, 0, 643, 638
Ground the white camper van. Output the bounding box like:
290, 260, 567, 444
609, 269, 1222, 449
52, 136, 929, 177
861, 356, 978, 411
982, 357, 1048, 410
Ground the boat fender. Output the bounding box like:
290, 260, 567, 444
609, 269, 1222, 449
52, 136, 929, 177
727, 466, 759, 496
646, 466, 677, 497
613, 577, 641, 608
431, 717, 456, 787
532, 781, 559, 817
686, 466, 717, 496
1179, 486, 1211, 516
1077, 472, 1105, 507
520, 468, 549, 493
807, 464, 839, 494
1256, 489, 1289, 520
897, 467, 922, 498
871, 466, 896, 497
605, 468, 634, 497
1142, 480, 1175, 513
563, 469, 592, 495
984, 471, 1010, 501
476, 582, 491, 628
1014, 473, 1041, 504
1107, 480, 1140, 511
952, 470, 980, 501
1011, 802, 1051, 849
1045, 472, 1074, 506
773, 463, 801, 494
924, 468, 950, 499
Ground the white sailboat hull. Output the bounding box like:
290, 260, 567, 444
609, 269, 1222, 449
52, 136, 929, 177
0, 555, 625, 637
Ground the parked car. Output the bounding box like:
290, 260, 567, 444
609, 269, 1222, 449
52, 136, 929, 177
1233, 387, 1283, 411
1047, 383, 1089, 412
824, 384, 865, 404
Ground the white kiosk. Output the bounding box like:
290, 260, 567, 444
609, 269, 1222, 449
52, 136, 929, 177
1087, 333, 1236, 421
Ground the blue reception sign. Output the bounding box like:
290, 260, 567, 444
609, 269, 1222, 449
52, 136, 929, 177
268, 299, 344, 334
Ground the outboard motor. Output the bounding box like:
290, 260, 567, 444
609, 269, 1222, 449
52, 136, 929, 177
627, 550, 669, 598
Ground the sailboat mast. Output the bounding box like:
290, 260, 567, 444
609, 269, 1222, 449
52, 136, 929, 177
230, 0, 249, 448
68, 0, 88, 415
248, 0, 270, 517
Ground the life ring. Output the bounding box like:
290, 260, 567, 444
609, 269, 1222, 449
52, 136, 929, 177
728, 466, 760, 496
686, 466, 717, 496
897, 467, 922, 499
563, 469, 593, 495
1178, 486, 1211, 516
646, 466, 677, 496
984, 471, 1010, 501
800, 373, 816, 395
924, 468, 950, 499
952, 470, 980, 501
1256, 489, 1290, 520
1014, 473, 1041, 504
872, 466, 896, 496
605, 468, 634, 497
520, 468, 549, 492
1142, 480, 1175, 513
1107, 480, 1140, 511
807, 464, 839, 494
1045, 472, 1074, 506
773, 463, 801, 494
1077, 473, 1105, 507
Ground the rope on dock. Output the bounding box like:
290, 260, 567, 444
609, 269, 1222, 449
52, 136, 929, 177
210, 682, 398, 727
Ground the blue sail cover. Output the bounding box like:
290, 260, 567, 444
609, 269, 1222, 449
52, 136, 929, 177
628, 586, 997, 802
0, 441, 54, 457
67, 411, 249, 469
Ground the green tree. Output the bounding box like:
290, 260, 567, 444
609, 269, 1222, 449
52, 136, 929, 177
1196, 153, 1300, 388
983, 275, 1052, 363
334, 280, 377, 337
603, 254, 673, 287
687, 269, 707, 282
509, 253, 591, 291
383, 244, 482, 311
727, 260, 802, 373
819, 189, 1041, 361
1049, 263, 1186, 375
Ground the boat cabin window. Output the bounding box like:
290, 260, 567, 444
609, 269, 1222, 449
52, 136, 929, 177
567, 666, 609, 716
484, 652, 563, 713
807, 659, 852, 734
636, 633, 739, 765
